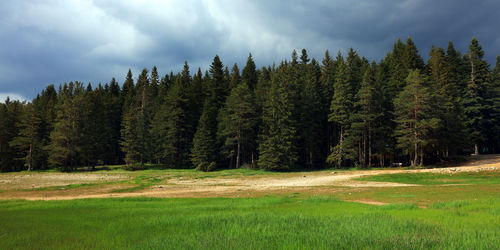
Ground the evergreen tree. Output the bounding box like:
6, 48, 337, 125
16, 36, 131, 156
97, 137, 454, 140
241, 53, 258, 90
191, 56, 228, 171
9, 103, 42, 171
328, 52, 354, 167
370, 60, 393, 166
428, 46, 465, 159
350, 64, 380, 167
33, 85, 58, 169
229, 63, 241, 90
150, 66, 159, 99
320, 50, 337, 158
346, 48, 364, 94
151, 80, 189, 168
0, 99, 24, 172
463, 38, 490, 155
121, 111, 141, 166
403, 37, 425, 71
122, 69, 135, 113
490, 56, 500, 152
394, 70, 440, 166
258, 62, 299, 170
191, 97, 218, 171
300, 58, 324, 168
217, 82, 257, 169
47, 82, 85, 171
104, 78, 123, 164
80, 84, 113, 169
209, 55, 226, 107
121, 69, 152, 165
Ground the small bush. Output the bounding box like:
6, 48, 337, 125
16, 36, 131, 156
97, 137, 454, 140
196, 162, 217, 172
206, 162, 217, 172
123, 163, 144, 171
241, 163, 258, 170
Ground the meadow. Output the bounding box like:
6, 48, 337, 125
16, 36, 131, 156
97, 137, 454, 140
0, 158, 500, 249
1, 196, 499, 249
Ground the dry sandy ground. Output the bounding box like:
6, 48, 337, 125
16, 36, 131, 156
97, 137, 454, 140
0, 154, 498, 201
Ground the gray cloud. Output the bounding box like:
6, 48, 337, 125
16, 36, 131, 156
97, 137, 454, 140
1, 0, 499, 100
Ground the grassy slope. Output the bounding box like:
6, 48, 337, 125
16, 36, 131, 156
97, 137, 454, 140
1, 197, 499, 249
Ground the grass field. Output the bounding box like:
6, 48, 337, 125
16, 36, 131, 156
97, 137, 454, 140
1, 196, 499, 249
356, 171, 500, 185
1, 157, 500, 249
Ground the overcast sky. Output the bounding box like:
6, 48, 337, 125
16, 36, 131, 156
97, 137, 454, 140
1, 0, 499, 102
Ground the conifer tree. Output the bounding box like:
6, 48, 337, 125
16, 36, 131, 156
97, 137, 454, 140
104, 78, 123, 164
121, 69, 152, 165
403, 37, 425, 71
9, 103, 41, 171
217, 82, 257, 168
394, 70, 440, 166
346, 48, 364, 94
350, 64, 380, 167
428, 46, 465, 158
300, 58, 324, 168
320, 51, 337, 157
33, 85, 58, 169
258, 62, 299, 170
151, 79, 189, 168
191, 56, 228, 171
122, 69, 135, 113
229, 63, 241, 90
47, 82, 85, 171
191, 97, 218, 171
209, 55, 226, 107
490, 56, 500, 152
150, 66, 159, 99
0, 99, 24, 171
463, 38, 490, 155
328, 52, 354, 167
242, 53, 258, 91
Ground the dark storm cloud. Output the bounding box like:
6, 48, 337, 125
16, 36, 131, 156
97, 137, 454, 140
1, 0, 499, 101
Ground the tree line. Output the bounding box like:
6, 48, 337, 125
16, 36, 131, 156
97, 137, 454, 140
1, 37, 499, 172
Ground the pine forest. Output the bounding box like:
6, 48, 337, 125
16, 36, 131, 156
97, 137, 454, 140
1, 37, 500, 172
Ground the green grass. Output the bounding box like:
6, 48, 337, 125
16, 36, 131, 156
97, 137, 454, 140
1, 197, 499, 249
356, 171, 500, 185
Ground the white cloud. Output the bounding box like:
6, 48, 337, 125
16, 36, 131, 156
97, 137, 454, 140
0, 93, 27, 103
0, 0, 499, 100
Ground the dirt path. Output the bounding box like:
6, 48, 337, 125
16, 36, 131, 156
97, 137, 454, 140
0, 154, 498, 200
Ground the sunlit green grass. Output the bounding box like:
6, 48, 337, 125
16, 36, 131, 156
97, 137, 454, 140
1, 197, 499, 249
356, 171, 500, 185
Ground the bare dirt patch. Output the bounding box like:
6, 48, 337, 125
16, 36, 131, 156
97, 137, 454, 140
0, 154, 498, 201
346, 199, 389, 206
0, 172, 128, 191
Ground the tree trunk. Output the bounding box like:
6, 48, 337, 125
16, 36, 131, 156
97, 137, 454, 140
229, 154, 234, 169
474, 144, 479, 155
368, 124, 372, 167
236, 140, 241, 169
358, 139, 363, 168
309, 151, 313, 169
28, 143, 33, 171
363, 128, 367, 168
420, 147, 424, 167
339, 127, 344, 166
413, 142, 418, 166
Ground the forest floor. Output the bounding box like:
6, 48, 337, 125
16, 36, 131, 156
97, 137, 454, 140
0, 154, 499, 206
